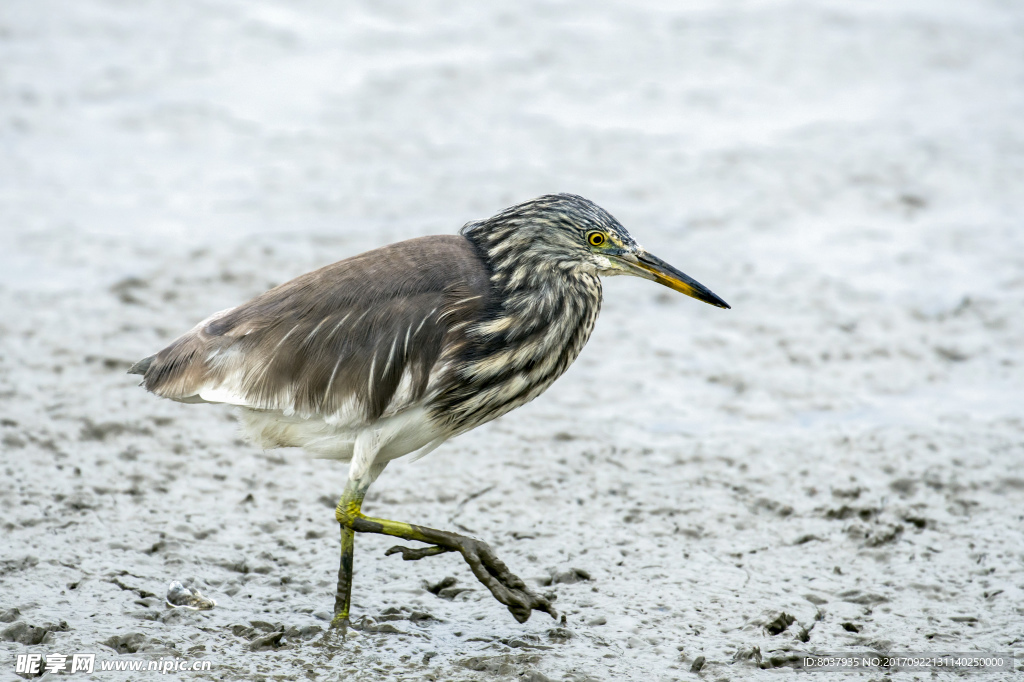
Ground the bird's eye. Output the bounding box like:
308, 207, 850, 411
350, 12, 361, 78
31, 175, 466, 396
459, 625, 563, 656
587, 232, 607, 247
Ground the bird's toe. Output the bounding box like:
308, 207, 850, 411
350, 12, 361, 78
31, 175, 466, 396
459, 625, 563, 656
458, 538, 558, 623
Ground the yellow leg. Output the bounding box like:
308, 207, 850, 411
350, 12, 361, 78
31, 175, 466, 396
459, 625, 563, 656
331, 483, 366, 630
332, 489, 557, 625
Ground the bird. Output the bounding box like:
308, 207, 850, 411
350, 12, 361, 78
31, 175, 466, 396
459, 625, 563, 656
128, 193, 729, 629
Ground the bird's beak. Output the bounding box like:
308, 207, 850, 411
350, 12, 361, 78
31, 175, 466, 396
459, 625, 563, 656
614, 250, 731, 309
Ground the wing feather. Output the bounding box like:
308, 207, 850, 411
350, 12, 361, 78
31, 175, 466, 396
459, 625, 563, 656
134, 235, 490, 429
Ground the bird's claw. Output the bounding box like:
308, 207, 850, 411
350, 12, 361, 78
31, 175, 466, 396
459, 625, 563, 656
384, 535, 557, 623
459, 537, 558, 623
384, 544, 453, 560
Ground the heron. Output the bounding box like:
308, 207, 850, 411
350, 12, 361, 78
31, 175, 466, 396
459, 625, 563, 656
129, 194, 729, 628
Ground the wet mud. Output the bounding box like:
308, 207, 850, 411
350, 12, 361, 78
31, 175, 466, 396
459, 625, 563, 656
2, 0, 1023, 679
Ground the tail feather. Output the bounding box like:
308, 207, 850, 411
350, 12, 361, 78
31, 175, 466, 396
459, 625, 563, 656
127, 355, 155, 376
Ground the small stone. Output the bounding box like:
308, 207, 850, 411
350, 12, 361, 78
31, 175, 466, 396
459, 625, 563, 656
586, 616, 607, 626
166, 581, 216, 610
249, 631, 285, 650
551, 567, 591, 584
437, 586, 472, 600
765, 612, 795, 635
690, 655, 706, 672
425, 577, 457, 594
104, 632, 147, 654
408, 611, 436, 622
547, 627, 573, 642
361, 622, 406, 635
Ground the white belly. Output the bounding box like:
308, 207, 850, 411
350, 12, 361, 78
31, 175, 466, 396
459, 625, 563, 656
238, 406, 449, 479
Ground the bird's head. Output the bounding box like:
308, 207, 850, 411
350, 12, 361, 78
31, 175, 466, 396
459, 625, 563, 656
462, 193, 730, 309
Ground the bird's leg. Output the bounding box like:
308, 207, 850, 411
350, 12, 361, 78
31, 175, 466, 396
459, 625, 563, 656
339, 509, 557, 624
331, 481, 367, 630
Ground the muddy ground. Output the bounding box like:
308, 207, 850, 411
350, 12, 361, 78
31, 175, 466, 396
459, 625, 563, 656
2, 0, 1023, 680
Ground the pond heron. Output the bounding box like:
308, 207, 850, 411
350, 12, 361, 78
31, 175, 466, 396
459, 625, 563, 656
129, 194, 730, 628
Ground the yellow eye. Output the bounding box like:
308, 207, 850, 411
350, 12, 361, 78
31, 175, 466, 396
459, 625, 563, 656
587, 232, 607, 247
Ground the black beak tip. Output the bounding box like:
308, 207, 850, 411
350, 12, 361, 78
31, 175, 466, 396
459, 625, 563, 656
697, 289, 730, 310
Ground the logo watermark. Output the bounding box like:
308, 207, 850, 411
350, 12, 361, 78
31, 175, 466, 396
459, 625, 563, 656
796, 652, 1014, 672
15, 652, 212, 675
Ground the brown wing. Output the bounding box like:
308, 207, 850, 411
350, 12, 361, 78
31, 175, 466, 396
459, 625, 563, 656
130, 235, 491, 425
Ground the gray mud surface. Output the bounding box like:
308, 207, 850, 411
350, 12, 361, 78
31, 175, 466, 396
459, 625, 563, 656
2, 1, 1023, 680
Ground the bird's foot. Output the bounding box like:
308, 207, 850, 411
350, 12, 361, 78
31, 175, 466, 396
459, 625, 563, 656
385, 534, 557, 624
329, 614, 351, 632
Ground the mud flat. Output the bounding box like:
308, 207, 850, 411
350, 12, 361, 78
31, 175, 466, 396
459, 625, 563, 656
2, 1, 1023, 679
